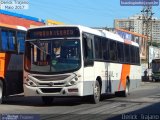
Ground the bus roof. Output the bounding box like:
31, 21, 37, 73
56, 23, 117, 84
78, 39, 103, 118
28, 25, 139, 47
0, 23, 27, 31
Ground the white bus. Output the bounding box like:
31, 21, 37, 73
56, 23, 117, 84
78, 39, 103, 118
24, 25, 141, 104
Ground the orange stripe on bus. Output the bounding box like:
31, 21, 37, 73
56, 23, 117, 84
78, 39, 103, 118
0, 53, 5, 78
118, 64, 130, 91
0, 53, 11, 79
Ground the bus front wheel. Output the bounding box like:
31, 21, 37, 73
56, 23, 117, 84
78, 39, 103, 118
0, 80, 3, 104
92, 80, 101, 104
42, 96, 54, 105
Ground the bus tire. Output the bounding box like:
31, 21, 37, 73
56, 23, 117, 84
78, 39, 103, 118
0, 80, 3, 104
42, 96, 54, 105
92, 80, 101, 104
122, 79, 130, 97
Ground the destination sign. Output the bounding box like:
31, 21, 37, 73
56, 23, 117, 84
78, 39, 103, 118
27, 27, 80, 39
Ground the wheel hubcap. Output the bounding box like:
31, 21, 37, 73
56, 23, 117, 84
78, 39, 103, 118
126, 82, 129, 94
126, 86, 129, 94
0, 86, 2, 99
94, 83, 100, 100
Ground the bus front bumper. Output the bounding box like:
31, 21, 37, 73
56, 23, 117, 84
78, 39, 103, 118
23, 84, 81, 97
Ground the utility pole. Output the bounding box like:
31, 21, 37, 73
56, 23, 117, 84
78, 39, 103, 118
140, 5, 154, 69
141, 6, 154, 41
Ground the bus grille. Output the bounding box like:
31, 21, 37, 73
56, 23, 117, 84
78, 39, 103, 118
40, 88, 62, 93
39, 83, 65, 86
33, 75, 70, 81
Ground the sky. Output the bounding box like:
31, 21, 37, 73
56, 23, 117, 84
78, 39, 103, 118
6, 0, 160, 27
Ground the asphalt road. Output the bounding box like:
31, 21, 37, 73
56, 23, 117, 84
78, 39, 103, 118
0, 81, 160, 120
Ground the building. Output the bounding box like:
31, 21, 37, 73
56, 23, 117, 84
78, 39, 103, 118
0, 10, 45, 28
114, 14, 143, 34
46, 19, 64, 25
114, 14, 160, 43
0, 10, 65, 28
152, 20, 160, 43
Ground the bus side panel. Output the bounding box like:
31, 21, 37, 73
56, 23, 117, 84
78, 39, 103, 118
90, 62, 123, 94
107, 63, 123, 93
83, 66, 95, 96
5, 54, 23, 96
82, 62, 141, 96
129, 65, 141, 90
93, 61, 110, 94
112, 64, 141, 93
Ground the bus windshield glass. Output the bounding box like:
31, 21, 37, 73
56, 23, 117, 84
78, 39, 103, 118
25, 39, 81, 73
152, 60, 160, 73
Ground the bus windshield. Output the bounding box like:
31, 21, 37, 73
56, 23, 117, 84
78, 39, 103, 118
25, 39, 81, 73
152, 60, 160, 73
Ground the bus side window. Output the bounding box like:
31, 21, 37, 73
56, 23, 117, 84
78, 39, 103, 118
1, 30, 8, 50
17, 31, 26, 54
109, 40, 117, 61
83, 33, 93, 66
124, 44, 130, 63
8, 31, 16, 51
94, 36, 102, 60
102, 38, 109, 60
117, 42, 124, 63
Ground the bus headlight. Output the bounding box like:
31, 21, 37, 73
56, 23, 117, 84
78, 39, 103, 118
26, 79, 37, 87
66, 77, 79, 86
